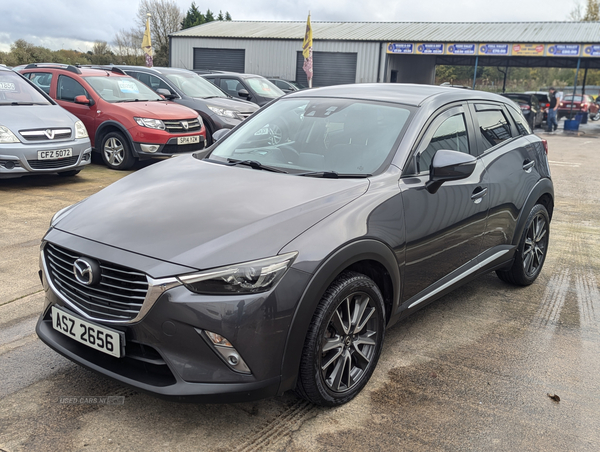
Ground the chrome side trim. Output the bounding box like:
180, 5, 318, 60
407, 249, 510, 309
41, 245, 182, 325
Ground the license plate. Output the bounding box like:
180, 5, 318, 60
564, 104, 571, 108
38, 148, 73, 160
177, 136, 200, 145
51, 306, 124, 358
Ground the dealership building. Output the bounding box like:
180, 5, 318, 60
169, 21, 600, 87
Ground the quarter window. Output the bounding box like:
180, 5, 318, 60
417, 114, 469, 173
506, 105, 531, 137
57, 75, 90, 102
475, 110, 512, 151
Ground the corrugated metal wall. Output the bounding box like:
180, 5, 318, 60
170, 37, 382, 83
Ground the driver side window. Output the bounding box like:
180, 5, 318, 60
417, 114, 469, 173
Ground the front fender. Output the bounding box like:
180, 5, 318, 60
277, 239, 401, 395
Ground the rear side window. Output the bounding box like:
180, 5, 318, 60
26, 72, 52, 94
417, 114, 469, 173
474, 109, 512, 151
506, 104, 532, 137
57, 75, 90, 102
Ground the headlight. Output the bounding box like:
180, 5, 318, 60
74, 120, 88, 139
0, 126, 20, 143
178, 252, 298, 294
207, 105, 240, 119
134, 117, 165, 130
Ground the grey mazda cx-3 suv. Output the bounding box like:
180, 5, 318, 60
36, 84, 553, 406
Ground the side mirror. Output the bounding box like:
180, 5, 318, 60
212, 128, 231, 142
426, 149, 476, 194
74, 95, 91, 105
238, 89, 250, 99
156, 88, 176, 99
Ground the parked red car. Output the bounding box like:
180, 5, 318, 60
557, 94, 600, 120
21, 64, 206, 170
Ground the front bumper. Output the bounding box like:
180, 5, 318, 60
132, 137, 206, 160
0, 139, 91, 178
36, 233, 310, 402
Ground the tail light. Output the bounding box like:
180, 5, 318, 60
520, 104, 530, 110
545, 103, 550, 108
541, 139, 548, 155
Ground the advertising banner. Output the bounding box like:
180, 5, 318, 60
387, 43, 414, 54
415, 43, 444, 55
446, 44, 477, 55
512, 44, 545, 56
478, 44, 510, 55
583, 44, 600, 57
547, 44, 580, 57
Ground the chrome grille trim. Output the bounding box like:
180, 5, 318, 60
20, 128, 72, 141
42, 242, 182, 324
163, 118, 202, 133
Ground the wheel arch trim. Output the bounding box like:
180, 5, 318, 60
512, 178, 554, 246
94, 121, 136, 156
278, 239, 400, 395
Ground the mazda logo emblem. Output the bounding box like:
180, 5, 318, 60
73, 258, 100, 286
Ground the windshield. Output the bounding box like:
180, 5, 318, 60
0, 71, 51, 105
208, 98, 413, 176
246, 77, 285, 99
165, 72, 227, 98
84, 76, 162, 102
564, 95, 583, 102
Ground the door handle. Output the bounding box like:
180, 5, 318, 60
471, 187, 488, 204
523, 160, 535, 172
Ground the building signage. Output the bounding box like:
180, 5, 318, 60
446, 44, 477, 55
512, 44, 545, 56
386, 43, 414, 54
478, 44, 510, 55
415, 43, 444, 55
583, 44, 600, 57
547, 44, 580, 56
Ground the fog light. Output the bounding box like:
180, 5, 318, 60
4, 161, 15, 169
140, 144, 160, 153
199, 329, 251, 374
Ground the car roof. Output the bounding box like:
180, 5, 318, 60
200, 72, 266, 79
285, 83, 511, 108
20, 64, 129, 78
114, 65, 195, 76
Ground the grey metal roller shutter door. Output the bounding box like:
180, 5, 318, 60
193, 48, 245, 72
296, 51, 357, 87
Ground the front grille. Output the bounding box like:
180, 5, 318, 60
163, 118, 202, 133
20, 128, 72, 141
45, 243, 149, 322
238, 112, 254, 120
161, 142, 205, 154
28, 156, 79, 169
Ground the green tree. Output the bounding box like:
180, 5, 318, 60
583, 0, 600, 19
205, 9, 215, 22
225, 12, 232, 20
217, 10, 224, 20
181, 2, 205, 29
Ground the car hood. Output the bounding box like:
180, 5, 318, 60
109, 100, 199, 119
197, 96, 259, 112
5, 105, 77, 136
54, 155, 369, 271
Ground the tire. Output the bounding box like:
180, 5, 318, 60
296, 271, 386, 406
101, 131, 135, 170
57, 170, 80, 177
591, 112, 600, 121
497, 204, 550, 286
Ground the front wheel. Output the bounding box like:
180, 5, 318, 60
590, 111, 600, 121
296, 272, 386, 406
497, 204, 550, 286
101, 131, 135, 170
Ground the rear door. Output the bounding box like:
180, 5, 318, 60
399, 104, 489, 303
471, 102, 542, 251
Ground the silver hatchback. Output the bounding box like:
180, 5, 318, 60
0, 66, 91, 178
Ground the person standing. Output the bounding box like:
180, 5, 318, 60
547, 87, 558, 132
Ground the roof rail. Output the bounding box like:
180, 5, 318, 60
24, 63, 82, 74
76, 65, 127, 75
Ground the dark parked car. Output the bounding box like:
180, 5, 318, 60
525, 91, 550, 122
36, 84, 553, 406
116, 66, 259, 145
501, 93, 543, 128
200, 72, 285, 106
268, 79, 303, 93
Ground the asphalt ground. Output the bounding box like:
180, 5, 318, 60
1, 125, 599, 451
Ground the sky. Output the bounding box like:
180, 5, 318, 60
0, 0, 581, 53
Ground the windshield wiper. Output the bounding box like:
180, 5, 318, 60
201, 96, 223, 99
227, 158, 287, 173
0, 102, 35, 106
296, 171, 371, 178
114, 99, 158, 103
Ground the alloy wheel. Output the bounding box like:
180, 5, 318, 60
319, 291, 378, 393
104, 137, 125, 167
522, 212, 548, 277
